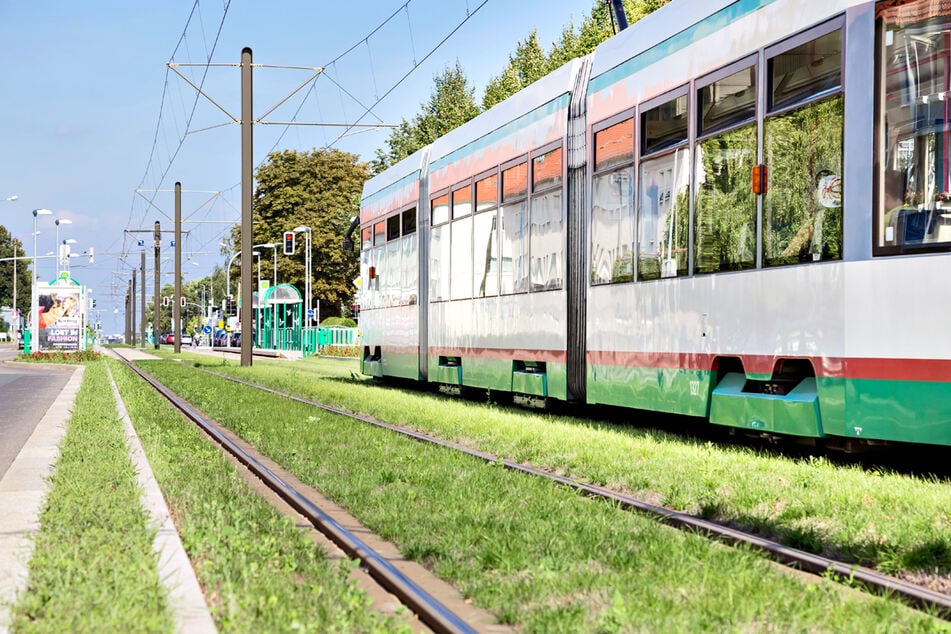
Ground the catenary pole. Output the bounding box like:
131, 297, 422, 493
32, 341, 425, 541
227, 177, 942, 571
140, 250, 146, 350
174, 181, 182, 354
153, 221, 161, 350
240, 47, 253, 367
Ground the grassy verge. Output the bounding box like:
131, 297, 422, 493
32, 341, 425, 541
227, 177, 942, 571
107, 358, 411, 633
10, 361, 173, 633
176, 353, 951, 580
136, 358, 949, 631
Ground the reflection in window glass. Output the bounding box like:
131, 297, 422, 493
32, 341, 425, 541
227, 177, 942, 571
500, 200, 529, 294
694, 123, 757, 273
642, 94, 688, 155
473, 209, 498, 296
373, 221, 386, 247
387, 215, 401, 241
699, 67, 756, 136
450, 216, 472, 299
533, 147, 563, 191
764, 95, 843, 266
638, 148, 689, 280
878, 2, 951, 250
476, 174, 498, 211
453, 184, 472, 218
360, 248, 372, 308
502, 162, 528, 201
370, 248, 383, 309
595, 119, 634, 171
591, 168, 634, 284
385, 240, 400, 306
769, 29, 841, 111
402, 208, 417, 235
432, 193, 450, 225
430, 225, 451, 301
402, 232, 418, 304
361, 226, 372, 251
530, 189, 563, 290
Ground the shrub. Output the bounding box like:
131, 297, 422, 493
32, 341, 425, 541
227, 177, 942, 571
320, 317, 357, 328
19, 350, 102, 363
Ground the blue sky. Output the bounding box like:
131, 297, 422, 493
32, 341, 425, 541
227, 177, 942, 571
0, 0, 596, 332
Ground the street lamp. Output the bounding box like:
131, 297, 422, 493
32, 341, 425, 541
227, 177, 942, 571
253, 243, 278, 288
292, 225, 312, 329
3, 195, 17, 202
54, 218, 72, 276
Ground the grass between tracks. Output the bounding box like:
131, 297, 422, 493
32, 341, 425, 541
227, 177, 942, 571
10, 361, 174, 633
139, 354, 949, 631
107, 358, 411, 633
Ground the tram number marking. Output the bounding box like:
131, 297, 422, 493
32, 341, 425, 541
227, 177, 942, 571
690, 380, 700, 396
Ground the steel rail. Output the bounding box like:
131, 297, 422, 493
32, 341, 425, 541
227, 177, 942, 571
203, 369, 951, 621
113, 354, 478, 634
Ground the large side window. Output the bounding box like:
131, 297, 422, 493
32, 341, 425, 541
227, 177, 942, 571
763, 25, 844, 266
451, 183, 473, 300
638, 91, 690, 280
401, 208, 418, 305
530, 146, 564, 291
500, 160, 529, 294
430, 193, 450, 301
473, 172, 500, 297
876, 1, 951, 252
591, 117, 635, 285
694, 63, 758, 274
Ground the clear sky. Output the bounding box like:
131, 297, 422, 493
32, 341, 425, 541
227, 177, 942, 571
0, 0, 597, 333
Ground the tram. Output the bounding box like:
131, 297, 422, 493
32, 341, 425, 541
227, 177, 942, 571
356, 0, 951, 447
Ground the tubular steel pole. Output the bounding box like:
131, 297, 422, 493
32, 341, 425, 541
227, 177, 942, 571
174, 181, 182, 354
125, 287, 131, 345
140, 250, 146, 350
131, 273, 137, 348
153, 221, 161, 350
240, 47, 253, 367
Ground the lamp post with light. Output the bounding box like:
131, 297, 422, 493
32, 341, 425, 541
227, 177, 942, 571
31, 209, 53, 351
54, 218, 72, 276
292, 225, 312, 329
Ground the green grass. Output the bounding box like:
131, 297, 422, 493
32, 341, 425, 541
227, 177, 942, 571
107, 358, 412, 633
174, 353, 951, 579
10, 361, 173, 633
133, 358, 950, 631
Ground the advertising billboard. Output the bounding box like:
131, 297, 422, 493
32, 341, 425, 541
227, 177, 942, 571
34, 279, 86, 352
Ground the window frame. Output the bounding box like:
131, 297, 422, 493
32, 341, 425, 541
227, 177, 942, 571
499, 154, 531, 295
695, 54, 758, 140
765, 16, 845, 117
640, 84, 690, 157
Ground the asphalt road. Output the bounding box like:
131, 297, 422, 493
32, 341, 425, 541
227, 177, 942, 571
0, 345, 73, 480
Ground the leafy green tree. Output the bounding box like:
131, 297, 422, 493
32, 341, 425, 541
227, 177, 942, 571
233, 148, 369, 319
371, 62, 480, 173
483, 31, 547, 109
0, 227, 31, 321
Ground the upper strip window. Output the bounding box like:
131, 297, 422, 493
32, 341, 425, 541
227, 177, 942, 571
699, 66, 756, 136
533, 147, 563, 191
361, 226, 372, 251
476, 173, 498, 211
386, 214, 401, 241
431, 192, 450, 226
373, 220, 386, 247
769, 28, 842, 112
453, 183, 472, 218
502, 161, 528, 202
642, 93, 688, 155
595, 118, 634, 171
402, 208, 417, 235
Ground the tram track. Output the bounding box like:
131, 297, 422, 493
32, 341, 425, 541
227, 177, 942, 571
108, 350, 487, 634
191, 365, 951, 622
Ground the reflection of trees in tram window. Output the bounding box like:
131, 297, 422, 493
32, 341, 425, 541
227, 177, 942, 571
763, 96, 843, 266
638, 147, 689, 280
694, 123, 757, 274
500, 200, 529, 294
401, 233, 418, 305
530, 189, 563, 291
591, 167, 634, 285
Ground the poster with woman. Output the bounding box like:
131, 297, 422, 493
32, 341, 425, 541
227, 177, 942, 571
35, 285, 84, 351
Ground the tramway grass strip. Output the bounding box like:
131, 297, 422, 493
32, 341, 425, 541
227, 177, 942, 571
174, 352, 951, 586
106, 358, 412, 633
137, 357, 949, 631
9, 361, 174, 633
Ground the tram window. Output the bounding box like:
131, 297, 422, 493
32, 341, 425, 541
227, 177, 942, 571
453, 183, 472, 218
385, 239, 400, 306
402, 208, 416, 235
768, 29, 841, 112
430, 224, 450, 301
361, 226, 372, 251
502, 162, 528, 202
591, 167, 634, 285
431, 193, 450, 226
476, 173, 498, 211
533, 147, 563, 191
638, 148, 690, 280
694, 122, 757, 274
473, 208, 499, 297
877, 1, 951, 252
500, 200, 529, 294
386, 214, 401, 241
595, 118, 634, 172
373, 220, 386, 247
699, 66, 756, 136
642, 93, 688, 155
450, 215, 473, 299
402, 232, 418, 304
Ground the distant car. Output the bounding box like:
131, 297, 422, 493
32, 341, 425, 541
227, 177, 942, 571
179, 333, 193, 346
158, 333, 167, 344
213, 330, 229, 347
165, 333, 175, 344
230, 332, 241, 347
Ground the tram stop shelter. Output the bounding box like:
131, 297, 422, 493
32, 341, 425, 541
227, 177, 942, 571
253, 284, 307, 354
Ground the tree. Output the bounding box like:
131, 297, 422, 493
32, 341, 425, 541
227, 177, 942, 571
233, 148, 370, 319
371, 62, 480, 173
483, 31, 547, 110
0, 226, 31, 322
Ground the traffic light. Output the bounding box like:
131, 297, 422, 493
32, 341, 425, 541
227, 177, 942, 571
88, 247, 94, 264
283, 231, 295, 255
162, 296, 170, 307
228, 299, 237, 316
180, 296, 186, 308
